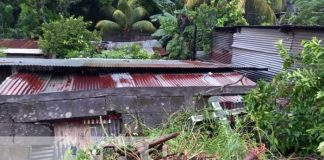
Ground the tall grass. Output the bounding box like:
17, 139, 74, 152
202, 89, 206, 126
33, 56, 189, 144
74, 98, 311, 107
145, 109, 256, 159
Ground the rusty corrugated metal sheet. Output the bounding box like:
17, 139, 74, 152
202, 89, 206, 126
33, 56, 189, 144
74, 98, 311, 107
0, 39, 38, 49
0, 73, 47, 95
0, 72, 255, 95
219, 96, 244, 109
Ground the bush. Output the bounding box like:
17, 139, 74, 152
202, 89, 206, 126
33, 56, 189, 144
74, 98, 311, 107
0, 48, 6, 57
94, 44, 154, 59
153, 0, 247, 59
244, 38, 324, 156
188, 1, 247, 53
145, 110, 254, 159
39, 16, 100, 58
280, 0, 324, 26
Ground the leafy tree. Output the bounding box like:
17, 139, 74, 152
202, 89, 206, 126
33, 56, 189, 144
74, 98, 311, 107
150, 0, 181, 13
16, 3, 42, 38
152, 12, 178, 47
95, 0, 156, 36
189, 0, 247, 53
153, 0, 247, 59
243, 0, 277, 25
39, 16, 100, 58
280, 0, 324, 26
0, 2, 22, 38
244, 38, 324, 156
268, 0, 285, 14
185, 0, 206, 9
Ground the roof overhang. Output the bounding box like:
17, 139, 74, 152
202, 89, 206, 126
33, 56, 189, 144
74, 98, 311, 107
0, 58, 268, 72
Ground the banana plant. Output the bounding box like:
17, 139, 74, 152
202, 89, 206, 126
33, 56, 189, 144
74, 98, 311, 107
96, 0, 156, 36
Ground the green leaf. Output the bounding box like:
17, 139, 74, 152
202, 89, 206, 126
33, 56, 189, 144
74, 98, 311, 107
113, 9, 127, 26
131, 6, 149, 24
131, 20, 156, 33
95, 20, 121, 34
317, 91, 324, 99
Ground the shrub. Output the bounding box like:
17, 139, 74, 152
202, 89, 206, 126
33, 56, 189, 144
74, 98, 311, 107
39, 16, 100, 58
0, 48, 6, 57
244, 38, 324, 156
146, 110, 253, 159
94, 44, 154, 59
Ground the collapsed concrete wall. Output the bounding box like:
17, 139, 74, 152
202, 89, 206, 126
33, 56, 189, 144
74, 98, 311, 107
0, 86, 252, 159
0, 86, 252, 133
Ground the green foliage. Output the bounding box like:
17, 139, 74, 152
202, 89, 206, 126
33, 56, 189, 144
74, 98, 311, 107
146, 110, 253, 159
151, 0, 178, 13
96, 0, 156, 36
185, 0, 205, 9
0, 0, 79, 38
39, 16, 99, 58
0, 48, 6, 57
244, 0, 276, 25
151, 12, 178, 45
189, 0, 247, 53
166, 34, 190, 60
95, 20, 122, 34
94, 44, 154, 59
268, 0, 285, 13
0, 2, 25, 38
280, 0, 324, 26
277, 40, 294, 69
154, 0, 247, 58
318, 142, 324, 157
131, 20, 156, 33
64, 145, 101, 160
244, 38, 324, 156
16, 3, 41, 38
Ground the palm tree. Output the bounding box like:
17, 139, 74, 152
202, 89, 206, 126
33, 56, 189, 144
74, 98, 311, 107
95, 0, 156, 36
243, 0, 285, 25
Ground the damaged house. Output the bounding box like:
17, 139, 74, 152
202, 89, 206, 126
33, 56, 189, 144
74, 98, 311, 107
0, 58, 265, 160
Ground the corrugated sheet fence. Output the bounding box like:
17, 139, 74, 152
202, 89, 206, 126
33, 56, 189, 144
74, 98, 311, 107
31, 145, 55, 160
211, 30, 235, 64
212, 27, 324, 81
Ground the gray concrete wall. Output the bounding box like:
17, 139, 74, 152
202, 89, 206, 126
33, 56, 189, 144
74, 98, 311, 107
0, 146, 30, 160
0, 86, 253, 160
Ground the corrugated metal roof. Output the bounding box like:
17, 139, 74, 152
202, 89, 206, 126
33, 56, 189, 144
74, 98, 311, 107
0, 39, 38, 49
0, 72, 255, 95
214, 25, 324, 31
0, 58, 267, 71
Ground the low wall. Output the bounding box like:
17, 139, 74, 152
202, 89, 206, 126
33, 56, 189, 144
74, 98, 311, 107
0, 86, 253, 159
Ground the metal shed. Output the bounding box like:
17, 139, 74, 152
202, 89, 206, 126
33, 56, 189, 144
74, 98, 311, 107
212, 26, 324, 81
